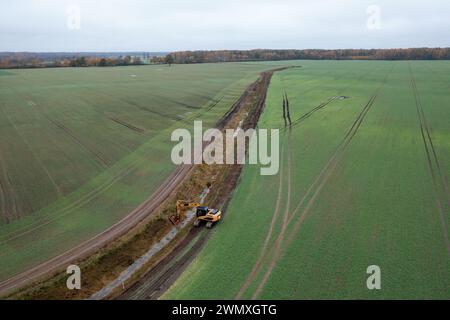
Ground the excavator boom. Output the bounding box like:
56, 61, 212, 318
170, 200, 222, 229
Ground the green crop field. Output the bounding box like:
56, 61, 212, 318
0, 62, 283, 282
164, 60, 450, 299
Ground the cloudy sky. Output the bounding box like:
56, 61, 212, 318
1, 0, 449, 52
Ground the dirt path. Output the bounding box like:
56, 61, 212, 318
0, 164, 194, 296
0, 67, 288, 298
0, 68, 288, 297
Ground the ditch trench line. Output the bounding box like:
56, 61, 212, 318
118, 69, 284, 300
409, 64, 450, 256
89, 188, 211, 300
247, 68, 393, 298
0, 67, 287, 298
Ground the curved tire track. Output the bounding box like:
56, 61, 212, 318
247, 69, 392, 298
235, 136, 287, 299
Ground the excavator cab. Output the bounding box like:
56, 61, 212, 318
171, 200, 222, 229
194, 206, 222, 229
196, 206, 210, 217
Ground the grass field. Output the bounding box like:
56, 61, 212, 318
0, 62, 283, 282
164, 60, 450, 299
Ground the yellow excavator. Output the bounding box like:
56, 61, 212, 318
170, 200, 222, 229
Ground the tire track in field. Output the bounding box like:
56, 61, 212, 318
422, 63, 450, 204
205, 96, 225, 112
281, 97, 338, 132
0, 161, 10, 223
47, 118, 110, 168
409, 64, 450, 256
0, 160, 185, 246
0, 99, 63, 199
0, 128, 153, 242
250, 69, 392, 298
0, 160, 21, 224
0, 69, 283, 295
236, 67, 385, 299
0, 76, 249, 244
0, 78, 247, 240
252, 129, 293, 299
279, 66, 378, 134
284, 68, 392, 228
109, 117, 146, 134
410, 63, 450, 205
0, 164, 195, 295
235, 137, 287, 299
252, 94, 378, 298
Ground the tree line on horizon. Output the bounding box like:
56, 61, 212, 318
169, 48, 450, 64
1, 48, 450, 69
0, 53, 148, 69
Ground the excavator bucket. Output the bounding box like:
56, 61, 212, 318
169, 214, 181, 226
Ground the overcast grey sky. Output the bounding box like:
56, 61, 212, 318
1, 0, 449, 52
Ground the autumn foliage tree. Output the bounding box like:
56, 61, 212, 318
164, 54, 174, 66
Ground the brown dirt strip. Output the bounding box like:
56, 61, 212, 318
119, 164, 244, 300
117, 69, 286, 300
121, 229, 207, 300
409, 64, 450, 256
0, 68, 287, 298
